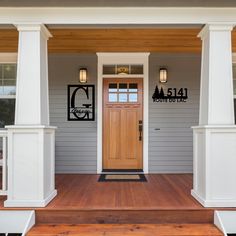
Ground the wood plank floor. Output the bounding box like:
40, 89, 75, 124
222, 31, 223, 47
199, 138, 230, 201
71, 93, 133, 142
45, 174, 202, 210
0, 174, 227, 235
27, 224, 223, 236
0, 174, 203, 210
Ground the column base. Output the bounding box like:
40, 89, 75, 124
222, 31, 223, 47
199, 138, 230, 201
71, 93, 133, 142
192, 125, 236, 208
5, 125, 57, 208
4, 190, 57, 208
191, 190, 236, 208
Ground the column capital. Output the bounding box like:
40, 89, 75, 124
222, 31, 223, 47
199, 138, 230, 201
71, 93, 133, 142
14, 23, 52, 39
198, 23, 234, 40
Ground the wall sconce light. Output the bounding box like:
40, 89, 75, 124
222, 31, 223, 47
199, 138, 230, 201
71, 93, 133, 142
79, 68, 87, 83
159, 68, 168, 83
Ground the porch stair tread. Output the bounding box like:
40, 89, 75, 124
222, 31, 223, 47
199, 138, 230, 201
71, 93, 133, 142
27, 223, 223, 236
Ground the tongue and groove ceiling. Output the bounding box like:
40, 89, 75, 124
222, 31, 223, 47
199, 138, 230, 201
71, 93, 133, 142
1, 28, 236, 53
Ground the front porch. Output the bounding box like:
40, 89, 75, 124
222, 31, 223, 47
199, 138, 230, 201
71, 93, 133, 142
1, 22, 236, 210
1, 174, 202, 210
1, 4, 236, 235
0, 174, 226, 235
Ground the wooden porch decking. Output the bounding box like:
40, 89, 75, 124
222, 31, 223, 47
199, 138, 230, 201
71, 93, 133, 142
0, 174, 202, 210
47, 174, 202, 210
0, 174, 227, 235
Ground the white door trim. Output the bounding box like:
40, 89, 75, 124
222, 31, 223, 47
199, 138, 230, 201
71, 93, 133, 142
97, 53, 150, 173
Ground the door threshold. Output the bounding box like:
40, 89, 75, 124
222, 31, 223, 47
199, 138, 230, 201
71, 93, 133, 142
102, 169, 144, 174
102, 172, 144, 175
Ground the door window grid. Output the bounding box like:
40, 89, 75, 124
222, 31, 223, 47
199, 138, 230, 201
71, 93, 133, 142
108, 83, 138, 103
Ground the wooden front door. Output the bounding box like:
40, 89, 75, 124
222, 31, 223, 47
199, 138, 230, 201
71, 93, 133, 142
103, 78, 143, 170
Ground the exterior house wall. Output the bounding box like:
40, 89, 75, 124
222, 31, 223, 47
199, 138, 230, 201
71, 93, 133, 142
48, 53, 200, 174
149, 54, 201, 173
48, 54, 97, 173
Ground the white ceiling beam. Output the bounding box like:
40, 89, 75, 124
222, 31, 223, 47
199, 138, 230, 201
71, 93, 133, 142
0, 7, 236, 25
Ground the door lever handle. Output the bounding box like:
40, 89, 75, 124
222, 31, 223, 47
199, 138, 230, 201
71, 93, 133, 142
139, 120, 143, 141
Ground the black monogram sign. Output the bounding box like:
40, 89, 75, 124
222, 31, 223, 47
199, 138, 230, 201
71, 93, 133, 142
68, 85, 95, 121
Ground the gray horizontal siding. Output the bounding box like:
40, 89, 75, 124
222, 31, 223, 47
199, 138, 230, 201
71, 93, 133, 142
48, 53, 200, 174
149, 53, 200, 173
48, 53, 97, 173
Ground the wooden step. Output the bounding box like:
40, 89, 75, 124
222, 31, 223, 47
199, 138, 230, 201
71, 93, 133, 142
36, 209, 214, 224
27, 224, 223, 236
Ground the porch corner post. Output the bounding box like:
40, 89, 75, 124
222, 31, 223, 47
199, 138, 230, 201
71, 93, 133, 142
191, 23, 236, 207
4, 24, 57, 207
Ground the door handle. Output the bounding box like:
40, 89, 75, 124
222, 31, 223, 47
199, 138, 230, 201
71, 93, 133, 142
139, 120, 143, 141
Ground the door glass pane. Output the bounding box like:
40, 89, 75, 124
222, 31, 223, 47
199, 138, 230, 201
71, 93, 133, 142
129, 93, 138, 102
109, 93, 118, 102
109, 83, 117, 92
119, 83, 128, 92
129, 83, 138, 92
0, 99, 15, 128
119, 93, 128, 102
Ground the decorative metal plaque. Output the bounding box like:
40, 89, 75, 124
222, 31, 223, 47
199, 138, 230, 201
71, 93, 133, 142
68, 85, 95, 121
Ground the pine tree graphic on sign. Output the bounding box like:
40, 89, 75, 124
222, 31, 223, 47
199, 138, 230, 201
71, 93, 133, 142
152, 85, 160, 101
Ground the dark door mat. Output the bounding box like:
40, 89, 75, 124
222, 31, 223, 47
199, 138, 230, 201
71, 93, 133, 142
98, 174, 147, 182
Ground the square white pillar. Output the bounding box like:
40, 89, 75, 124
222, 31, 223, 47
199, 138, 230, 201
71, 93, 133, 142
192, 24, 236, 207
5, 126, 57, 207
4, 24, 57, 207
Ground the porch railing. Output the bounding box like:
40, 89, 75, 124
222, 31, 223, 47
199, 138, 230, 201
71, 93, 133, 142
0, 130, 7, 195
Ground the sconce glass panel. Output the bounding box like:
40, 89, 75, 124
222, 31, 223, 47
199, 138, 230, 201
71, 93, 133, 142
159, 68, 168, 83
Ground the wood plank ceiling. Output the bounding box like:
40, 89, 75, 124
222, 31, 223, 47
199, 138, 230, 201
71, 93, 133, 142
0, 28, 236, 53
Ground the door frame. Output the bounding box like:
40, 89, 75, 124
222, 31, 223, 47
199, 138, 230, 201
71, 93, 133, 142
97, 53, 150, 173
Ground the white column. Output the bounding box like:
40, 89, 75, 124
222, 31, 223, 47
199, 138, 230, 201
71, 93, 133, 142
15, 24, 51, 126
192, 24, 236, 207
4, 24, 57, 207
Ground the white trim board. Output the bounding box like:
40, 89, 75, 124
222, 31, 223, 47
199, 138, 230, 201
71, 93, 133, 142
1, 8, 236, 25
97, 53, 150, 174
0, 53, 17, 63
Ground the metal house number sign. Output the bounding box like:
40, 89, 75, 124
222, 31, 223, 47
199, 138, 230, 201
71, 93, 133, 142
68, 85, 95, 121
152, 85, 188, 103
